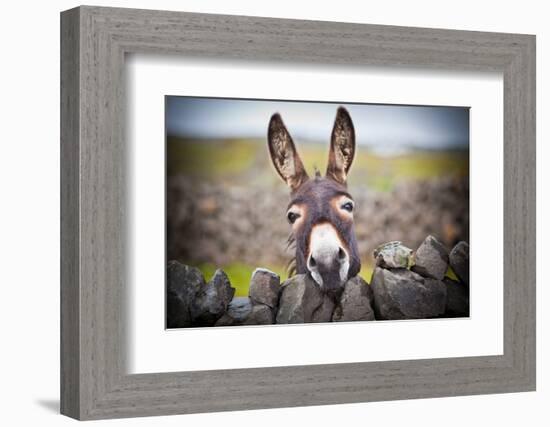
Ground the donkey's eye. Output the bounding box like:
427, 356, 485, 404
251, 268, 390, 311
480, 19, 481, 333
287, 212, 300, 224
341, 202, 354, 212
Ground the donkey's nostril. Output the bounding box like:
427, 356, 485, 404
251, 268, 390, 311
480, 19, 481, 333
309, 256, 317, 268
338, 247, 347, 261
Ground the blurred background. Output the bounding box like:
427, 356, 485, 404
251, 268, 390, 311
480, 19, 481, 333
166, 97, 469, 296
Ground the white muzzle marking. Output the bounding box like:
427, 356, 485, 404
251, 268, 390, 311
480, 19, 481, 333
307, 223, 350, 288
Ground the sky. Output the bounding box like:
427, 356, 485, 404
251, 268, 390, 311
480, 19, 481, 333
166, 96, 469, 152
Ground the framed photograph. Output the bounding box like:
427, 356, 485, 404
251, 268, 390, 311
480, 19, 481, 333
61, 6, 536, 420
164, 96, 470, 330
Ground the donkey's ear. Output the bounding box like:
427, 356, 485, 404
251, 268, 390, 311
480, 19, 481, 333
268, 113, 309, 191
326, 107, 355, 185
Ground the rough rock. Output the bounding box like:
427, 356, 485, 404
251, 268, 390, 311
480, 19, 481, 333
371, 267, 447, 320
311, 295, 336, 323
191, 269, 235, 326
374, 241, 413, 269
215, 297, 274, 326
449, 241, 470, 286
276, 274, 323, 324
166, 261, 204, 328
214, 297, 251, 326
246, 304, 275, 325
332, 276, 375, 322
249, 268, 281, 308
411, 235, 449, 280
444, 277, 470, 317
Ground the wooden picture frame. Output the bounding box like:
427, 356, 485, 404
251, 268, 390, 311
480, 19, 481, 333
60, 5, 536, 420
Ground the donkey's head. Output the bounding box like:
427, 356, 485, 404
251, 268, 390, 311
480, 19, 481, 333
268, 107, 361, 296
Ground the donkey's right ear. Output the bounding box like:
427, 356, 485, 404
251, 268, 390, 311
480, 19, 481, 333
268, 113, 309, 192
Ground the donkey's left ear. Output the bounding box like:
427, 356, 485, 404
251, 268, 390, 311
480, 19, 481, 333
326, 107, 355, 185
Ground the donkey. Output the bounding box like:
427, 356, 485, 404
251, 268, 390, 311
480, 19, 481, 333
267, 107, 361, 297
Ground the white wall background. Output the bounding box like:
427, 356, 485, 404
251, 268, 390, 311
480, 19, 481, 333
0, 0, 546, 425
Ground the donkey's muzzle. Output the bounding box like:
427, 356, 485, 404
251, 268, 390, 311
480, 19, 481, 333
307, 223, 350, 291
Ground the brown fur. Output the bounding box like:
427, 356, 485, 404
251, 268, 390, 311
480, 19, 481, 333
268, 107, 360, 295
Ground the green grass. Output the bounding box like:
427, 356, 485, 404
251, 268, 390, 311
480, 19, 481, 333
167, 138, 258, 177
190, 262, 289, 297
445, 266, 459, 281
360, 263, 375, 284
167, 137, 469, 192
346, 150, 469, 191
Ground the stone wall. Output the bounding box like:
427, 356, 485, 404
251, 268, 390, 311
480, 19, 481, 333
166, 236, 469, 328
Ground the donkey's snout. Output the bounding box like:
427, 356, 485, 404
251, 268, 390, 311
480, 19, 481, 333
307, 247, 346, 272
307, 246, 349, 291
307, 223, 350, 290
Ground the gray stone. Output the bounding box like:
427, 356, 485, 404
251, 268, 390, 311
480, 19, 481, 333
371, 267, 447, 320
332, 276, 375, 322
276, 274, 324, 324
214, 297, 252, 326
244, 304, 274, 325
249, 268, 281, 308
411, 235, 449, 280
215, 297, 274, 326
373, 241, 413, 269
311, 295, 336, 323
444, 277, 470, 317
166, 261, 204, 328
449, 241, 470, 286
191, 269, 235, 326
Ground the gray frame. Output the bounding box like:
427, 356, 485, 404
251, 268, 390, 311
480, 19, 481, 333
61, 5, 536, 420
